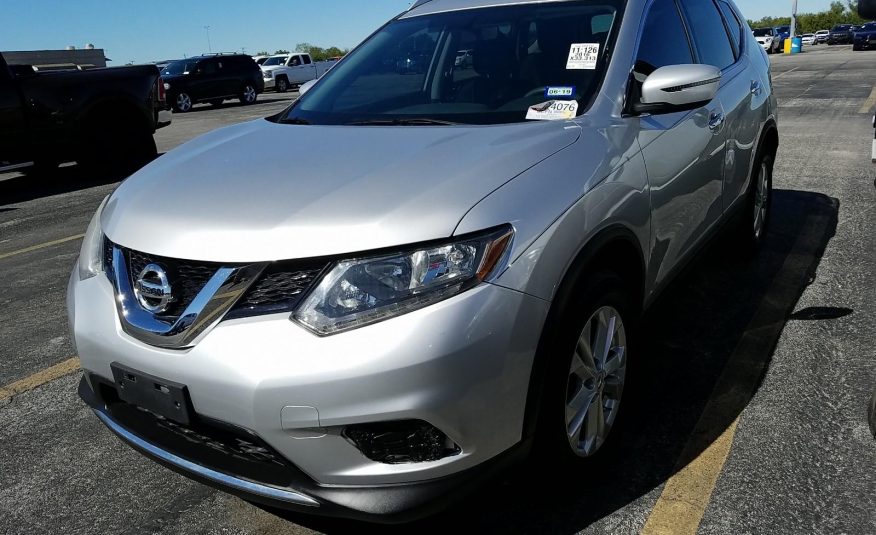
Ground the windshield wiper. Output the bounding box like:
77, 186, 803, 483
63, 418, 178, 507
280, 117, 312, 125
346, 118, 458, 126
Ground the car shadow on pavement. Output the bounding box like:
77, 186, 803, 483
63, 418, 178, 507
268, 189, 840, 534
0, 155, 164, 207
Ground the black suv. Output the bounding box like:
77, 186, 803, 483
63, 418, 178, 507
828, 24, 854, 45
161, 54, 264, 112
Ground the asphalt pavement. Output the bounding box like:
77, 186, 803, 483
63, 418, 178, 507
0, 46, 874, 534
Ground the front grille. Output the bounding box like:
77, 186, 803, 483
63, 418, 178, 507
105, 239, 328, 321
227, 261, 327, 319
126, 248, 222, 318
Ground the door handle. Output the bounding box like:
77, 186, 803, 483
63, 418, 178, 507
750, 80, 763, 96
708, 112, 725, 133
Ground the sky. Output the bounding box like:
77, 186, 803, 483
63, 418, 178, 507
1, 0, 843, 65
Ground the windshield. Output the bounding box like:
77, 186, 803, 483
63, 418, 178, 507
281, 1, 623, 126
833, 25, 851, 31
776, 26, 790, 33
263, 56, 288, 66
162, 60, 195, 75
753, 28, 772, 36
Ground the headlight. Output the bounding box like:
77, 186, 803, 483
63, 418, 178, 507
263, 71, 273, 78
163, 82, 171, 90
78, 195, 109, 280
293, 226, 514, 336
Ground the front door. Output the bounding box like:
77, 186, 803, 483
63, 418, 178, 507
632, 0, 728, 289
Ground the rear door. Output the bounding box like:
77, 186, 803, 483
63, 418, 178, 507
713, 0, 765, 212
191, 58, 220, 99
0, 56, 28, 164
633, 0, 728, 289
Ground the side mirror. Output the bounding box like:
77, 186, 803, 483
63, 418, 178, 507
635, 64, 721, 115
859, 0, 876, 18
9, 64, 37, 78
299, 79, 317, 96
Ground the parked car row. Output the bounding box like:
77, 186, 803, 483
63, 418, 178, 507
752, 23, 875, 53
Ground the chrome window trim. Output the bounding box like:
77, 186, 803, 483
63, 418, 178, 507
109, 245, 267, 349
92, 407, 321, 508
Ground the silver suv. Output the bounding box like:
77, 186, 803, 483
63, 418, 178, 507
70, 0, 777, 522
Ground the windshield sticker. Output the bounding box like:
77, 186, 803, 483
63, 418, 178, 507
545, 86, 576, 99
526, 100, 579, 121
567, 43, 600, 70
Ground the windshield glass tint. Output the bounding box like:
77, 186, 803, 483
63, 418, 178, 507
283, 1, 623, 126
163, 60, 194, 75
752, 28, 771, 36
263, 56, 287, 66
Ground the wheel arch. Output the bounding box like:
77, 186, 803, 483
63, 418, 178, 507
520, 224, 646, 441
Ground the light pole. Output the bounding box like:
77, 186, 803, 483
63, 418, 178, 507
790, 0, 798, 38
204, 25, 212, 53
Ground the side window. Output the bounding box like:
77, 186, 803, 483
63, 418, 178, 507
302, 55, 312, 65
636, 0, 693, 77
200, 60, 218, 75
678, 0, 736, 70
290, 56, 301, 67
717, 1, 743, 57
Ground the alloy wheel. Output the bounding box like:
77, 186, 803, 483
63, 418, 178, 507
176, 93, 192, 112
753, 161, 770, 240
564, 306, 627, 457
243, 85, 256, 103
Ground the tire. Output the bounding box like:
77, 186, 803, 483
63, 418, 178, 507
731, 147, 774, 253
275, 76, 289, 93
534, 271, 636, 466
853, 44, 862, 51
239, 83, 257, 105
172, 92, 193, 113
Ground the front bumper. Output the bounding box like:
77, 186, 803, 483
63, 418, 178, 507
78, 375, 531, 521
263, 77, 275, 89
69, 268, 549, 488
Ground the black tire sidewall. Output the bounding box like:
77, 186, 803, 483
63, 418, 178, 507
534, 271, 637, 467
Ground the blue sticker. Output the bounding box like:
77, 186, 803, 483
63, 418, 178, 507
545, 86, 576, 99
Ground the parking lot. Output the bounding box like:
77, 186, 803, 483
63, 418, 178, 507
1, 45, 874, 534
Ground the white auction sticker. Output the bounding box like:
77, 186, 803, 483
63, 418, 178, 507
526, 100, 579, 121
567, 43, 600, 70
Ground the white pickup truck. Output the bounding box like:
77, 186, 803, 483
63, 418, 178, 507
260, 53, 337, 92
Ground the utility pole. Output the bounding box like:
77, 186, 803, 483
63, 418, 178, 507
790, 0, 798, 38
204, 25, 212, 53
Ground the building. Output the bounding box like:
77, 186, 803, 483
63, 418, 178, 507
1, 46, 109, 71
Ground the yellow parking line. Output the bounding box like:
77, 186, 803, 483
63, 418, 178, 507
0, 357, 81, 402
642, 213, 825, 534
0, 234, 85, 261
859, 85, 876, 114
641, 418, 740, 535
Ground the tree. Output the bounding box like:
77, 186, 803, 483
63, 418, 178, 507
748, 1, 870, 34
255, 50, 268, 56
273, 49, 290, 55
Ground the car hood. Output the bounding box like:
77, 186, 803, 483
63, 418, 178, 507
102, 119, 580, 262
260, 65, 284, 73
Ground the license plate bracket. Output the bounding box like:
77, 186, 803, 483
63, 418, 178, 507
111, 363, 193, 425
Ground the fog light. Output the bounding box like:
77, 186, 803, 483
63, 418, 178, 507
344, 420, 460, 464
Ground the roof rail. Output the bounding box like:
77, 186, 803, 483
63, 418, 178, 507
199, 52, 241, 57
407, 0, 437, 11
